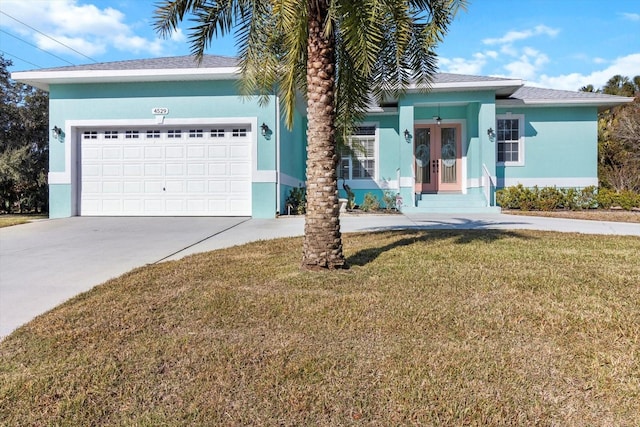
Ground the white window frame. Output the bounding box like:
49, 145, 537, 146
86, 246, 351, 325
338, 124, 379, 181
496, 114, 525, 166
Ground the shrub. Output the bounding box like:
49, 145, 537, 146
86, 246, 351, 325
597, 188, 640, 210
285, 186, 306, 215
382, 190, 397, 211
497, 184, 603, 211
360, 192, 380, 212
536, 186, 564, 211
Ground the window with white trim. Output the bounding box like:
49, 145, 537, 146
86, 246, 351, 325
83, 131, 97, 139
338, 125, 377, 180
232, 128, 247, 137
125, 130, 139, 139
189, 129, 204, 138
211, 129, 225, 138
497, 114, 524, 165
146, 130, 160, 139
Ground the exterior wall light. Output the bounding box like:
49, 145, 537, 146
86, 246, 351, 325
261, 122, 270, 137
487, 127, 495, 139
404, 129, 411, 142
52, 126, 63, 141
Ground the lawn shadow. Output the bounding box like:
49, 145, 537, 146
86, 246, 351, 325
346, 226, 533, 268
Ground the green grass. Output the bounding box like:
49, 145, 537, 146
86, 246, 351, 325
0, 214, 46, 228
1, 230, 639, 425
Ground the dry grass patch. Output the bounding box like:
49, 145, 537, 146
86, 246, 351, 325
0, 214, 46, 228
504, 209, 640, 223
1, 230, 639, 425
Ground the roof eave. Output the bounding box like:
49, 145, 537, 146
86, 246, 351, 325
11, 67, 241, 92
497, 97, 635, 112
408, 79, 524, 96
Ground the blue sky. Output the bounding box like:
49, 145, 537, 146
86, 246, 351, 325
1, 0, 638, 91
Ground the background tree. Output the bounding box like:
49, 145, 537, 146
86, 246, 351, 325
0, 55, 49, 213
589, 74, 640, 192
155, 0, 464, 270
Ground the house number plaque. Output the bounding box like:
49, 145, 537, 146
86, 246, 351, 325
152, 107, 169, 115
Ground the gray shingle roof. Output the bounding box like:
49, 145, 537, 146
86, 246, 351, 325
433, 73, 515, 84
36, 55, 239, 72
508, 86, 628, 101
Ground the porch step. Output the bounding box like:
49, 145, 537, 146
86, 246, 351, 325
402, 193, 501, 214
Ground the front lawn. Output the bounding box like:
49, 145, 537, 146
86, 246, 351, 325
1, 230, 639, 425
504, 209, 640, 223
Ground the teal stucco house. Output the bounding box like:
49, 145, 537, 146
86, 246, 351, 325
12, 55, 633, 218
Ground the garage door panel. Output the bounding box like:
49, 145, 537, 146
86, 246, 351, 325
81, 126, 252, 216
187, 146, 205, 158
102, 182, 121, 193
166, 146, 184, 158
187, 163, 205, 175
144, 199, 164, 212
83, 164, 100, 177
103, 147, 121, 160
208, 163, 228, 175
123, 181, 141, 193
166, 163, 184, 176
166, 199, 185, 212
144, 146, 163, 158
102, 164, 122, 177
144, 164, 163, 176
102, 199, 123, 212
144, 181, 164, 193
120, 200, 139, 213
123, 147, 142, 159
230, 162, 250, 176
123, 164, 142, 176
230, 145, 250, 158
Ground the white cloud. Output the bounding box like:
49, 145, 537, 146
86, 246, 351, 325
0, 0, 178, 60
503, 49, 549, 80
439, 52, 489, 75
621, 12, 640, 22
482, 25, 559, 46
532, 53, 640, 90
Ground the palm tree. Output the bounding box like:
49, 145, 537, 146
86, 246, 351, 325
154, 0, 464, 270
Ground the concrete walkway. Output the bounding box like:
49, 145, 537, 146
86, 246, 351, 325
1, 213, 639, 339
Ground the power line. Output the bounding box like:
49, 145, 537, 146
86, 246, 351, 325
1, 29, 76, 66
0, 49, 43, 69
0, 10, 97, 63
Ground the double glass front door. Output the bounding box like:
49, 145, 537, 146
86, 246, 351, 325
414, 124, 462, 193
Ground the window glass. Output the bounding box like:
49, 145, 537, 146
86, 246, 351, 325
338, 126, 376, 179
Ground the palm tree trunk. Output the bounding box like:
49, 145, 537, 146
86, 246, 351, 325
302, 1, 345, 270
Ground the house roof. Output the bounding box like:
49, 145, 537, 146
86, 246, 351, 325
11, 54, 635, 110
499, 86, 634, 111
34, 55, 239, 72
12, 55, 240, 90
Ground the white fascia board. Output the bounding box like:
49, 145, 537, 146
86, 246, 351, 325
496, 97, 635, 110
12, 67, 241, 91
407, 79, 523, 93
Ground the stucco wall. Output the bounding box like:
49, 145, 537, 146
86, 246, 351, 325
495, 106, 598, 188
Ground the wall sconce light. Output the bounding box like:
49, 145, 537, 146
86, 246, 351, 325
487, 127, 495, 138
433, 104, 442, 125
404, 129, 411, 142
261, 122, 270, 137
52, 126, 63, 141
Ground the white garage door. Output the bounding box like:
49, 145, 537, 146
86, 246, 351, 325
80, 126, 252, 216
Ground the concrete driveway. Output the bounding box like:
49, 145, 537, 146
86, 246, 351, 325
0, 217, 253, 338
